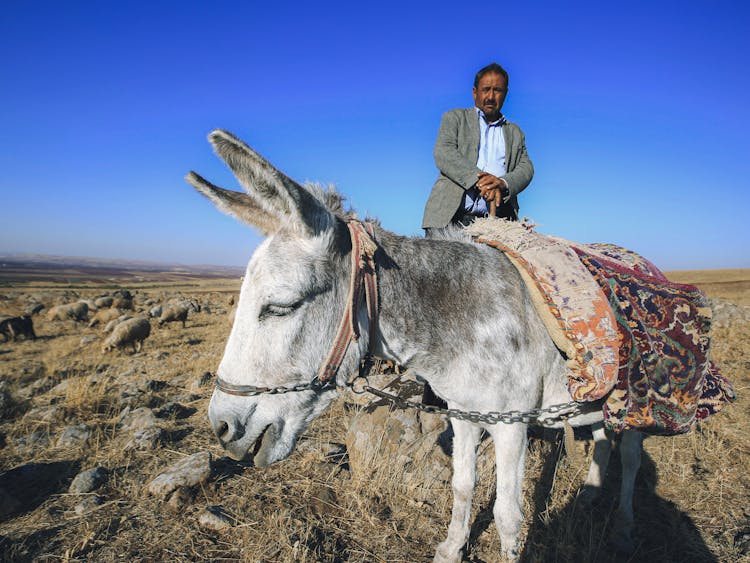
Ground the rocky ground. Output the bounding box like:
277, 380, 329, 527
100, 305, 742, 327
0, 271, 748, 562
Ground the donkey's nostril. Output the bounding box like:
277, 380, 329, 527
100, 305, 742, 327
209, 410, 248, 447
215, 420, 230, 442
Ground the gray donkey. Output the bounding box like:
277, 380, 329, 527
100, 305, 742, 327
187, 130, 642, 562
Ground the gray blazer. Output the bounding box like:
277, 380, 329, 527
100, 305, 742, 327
421, 108, 534, 229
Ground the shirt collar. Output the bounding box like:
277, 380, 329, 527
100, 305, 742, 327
475, 106, 507, 126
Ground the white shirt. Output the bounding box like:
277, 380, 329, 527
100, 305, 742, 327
463, 108, 507, 214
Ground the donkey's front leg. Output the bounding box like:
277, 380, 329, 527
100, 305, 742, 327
434, 420, 482, 563
489, 423, 528, 561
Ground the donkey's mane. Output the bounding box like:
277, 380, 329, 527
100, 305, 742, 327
304, 182, 384, 226
302, 183, 482, 245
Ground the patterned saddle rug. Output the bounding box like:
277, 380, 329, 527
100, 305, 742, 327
467, 218, 735, 435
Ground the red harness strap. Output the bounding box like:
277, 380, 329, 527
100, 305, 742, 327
317, 220, 379, 384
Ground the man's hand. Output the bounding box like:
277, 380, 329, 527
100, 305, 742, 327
477, 172, 507, 197
476, 172, 508, 214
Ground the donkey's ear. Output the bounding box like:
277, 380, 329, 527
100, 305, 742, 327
185, 171, 280, 236
208, 129, 333, 236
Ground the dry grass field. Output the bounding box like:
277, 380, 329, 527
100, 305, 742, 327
0, 267, 747, 562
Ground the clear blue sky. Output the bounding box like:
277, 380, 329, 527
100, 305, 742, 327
2, 1, 748, 270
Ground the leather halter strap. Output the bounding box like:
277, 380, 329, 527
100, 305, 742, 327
214, 220, 379, 396
317, 220, 379, 384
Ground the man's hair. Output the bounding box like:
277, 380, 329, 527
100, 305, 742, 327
474, 63, 509, 88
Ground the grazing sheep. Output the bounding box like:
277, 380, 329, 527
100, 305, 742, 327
46, 302, 88, 322
0, 315, 37, 342
94, 296, 114, 309
113, 289, 132, 300
148, 305, 163, 319
88, 308, 123, 328
158, 304, 189, 328
101, 317, 150, 353
103, 314, 133, 333
111, 297, 133, 310
79, 299, 98, 311
167, 297, 200, 313
24, 302, 45, 316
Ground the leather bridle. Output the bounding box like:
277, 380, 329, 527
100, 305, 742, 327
215, 220, 379, 396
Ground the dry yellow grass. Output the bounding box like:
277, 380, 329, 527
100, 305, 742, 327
0, 269, 747, 562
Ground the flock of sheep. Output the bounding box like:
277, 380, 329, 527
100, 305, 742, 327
1, 288, 226, 354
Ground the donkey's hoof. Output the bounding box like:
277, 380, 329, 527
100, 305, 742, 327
433, 541, 462, 563
610, 528, 636, 555
577, 484, 600, 506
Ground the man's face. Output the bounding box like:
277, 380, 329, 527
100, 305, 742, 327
472, 72, 508, 122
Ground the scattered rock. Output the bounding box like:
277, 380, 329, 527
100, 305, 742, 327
168, 374, 190, 387
69, 467, 108, 494
56, 424, 92, 448
23, 405, 64, 423
74, 495, 104, 516
20, 376, 55, 398
120, 407, 158, 432
144, 379, 168, 392
169, 393, 202, 404
420, 410, 446, 434
49, 378, 76, 395
197, 505, 234, 532
156, 402, 196, 420
125, 426, 165, 451
345, 402, 453, 495
15, 430, 51, 451
147, 451, 212, 498
165, 486, 195, 513
119, 384, 145, 408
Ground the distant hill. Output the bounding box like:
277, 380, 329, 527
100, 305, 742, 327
0, 253, 244, 283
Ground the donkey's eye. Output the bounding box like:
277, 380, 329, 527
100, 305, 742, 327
259, 301, 302, 320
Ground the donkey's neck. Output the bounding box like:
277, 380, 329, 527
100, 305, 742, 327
371, 227, 527, 371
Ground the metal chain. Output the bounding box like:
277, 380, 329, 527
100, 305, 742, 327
361, 384, 583, 426
215, 374, 583, 427
214, 379, 333, 397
